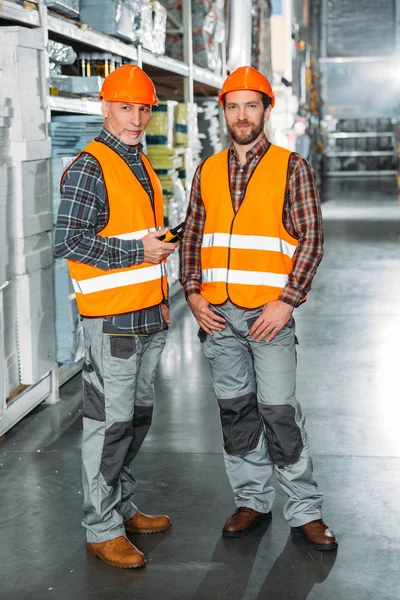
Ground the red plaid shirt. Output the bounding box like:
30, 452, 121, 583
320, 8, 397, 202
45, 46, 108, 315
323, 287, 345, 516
180, 134, 324, 308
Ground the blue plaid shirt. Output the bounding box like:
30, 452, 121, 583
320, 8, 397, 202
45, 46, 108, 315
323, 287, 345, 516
55, 127, 166, 334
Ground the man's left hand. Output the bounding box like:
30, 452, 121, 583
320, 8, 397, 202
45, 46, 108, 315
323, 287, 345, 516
161, 303, 170, 325
249, 300, 294, 342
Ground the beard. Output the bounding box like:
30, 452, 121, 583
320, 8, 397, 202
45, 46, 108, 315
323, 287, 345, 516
227, 118, 265, 145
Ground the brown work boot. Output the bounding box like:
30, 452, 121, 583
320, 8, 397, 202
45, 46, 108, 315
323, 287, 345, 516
222, 507, 272, 538
124, 510, 172, 534
86, 535, 146, 569
294, 520, 338, 551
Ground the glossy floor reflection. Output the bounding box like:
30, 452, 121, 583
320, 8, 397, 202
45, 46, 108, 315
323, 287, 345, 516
1, 177, 399, 600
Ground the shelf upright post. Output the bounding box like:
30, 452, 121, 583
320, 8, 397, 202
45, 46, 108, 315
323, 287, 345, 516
38, 0, 51, 128
39, 0, 60, 403
0, 282, 10, 420
137, 43, 143, 68
182, 0, 194, 104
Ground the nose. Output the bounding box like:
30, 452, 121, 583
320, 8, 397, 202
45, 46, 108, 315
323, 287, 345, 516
130, 106, 141, 126
237, 106, 248, 122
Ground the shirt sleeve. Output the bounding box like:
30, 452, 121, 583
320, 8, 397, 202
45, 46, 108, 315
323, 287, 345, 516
179, 162, 206, 296
54, 153, 144, 269
279, 154, 324, 308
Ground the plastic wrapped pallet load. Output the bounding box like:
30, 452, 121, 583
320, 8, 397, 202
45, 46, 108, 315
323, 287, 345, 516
80, 0, 142, 42
46, 0, 80, 19
0, 27, 47, 143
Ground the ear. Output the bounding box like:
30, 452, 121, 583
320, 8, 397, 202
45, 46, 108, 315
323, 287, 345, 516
101, 100, 109, 119
264, 105, 272, 122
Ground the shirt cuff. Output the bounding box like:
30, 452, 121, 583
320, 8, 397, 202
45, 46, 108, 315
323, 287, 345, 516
279, 285, 306, 308
184, 281, 202, 298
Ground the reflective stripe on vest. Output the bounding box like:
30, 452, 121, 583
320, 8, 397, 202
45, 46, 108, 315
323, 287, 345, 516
202, 268, 288, 288
65, 140, 168, 317
202, 233, 297, 259
199, 144, 298, 309
71, 262, 168, 295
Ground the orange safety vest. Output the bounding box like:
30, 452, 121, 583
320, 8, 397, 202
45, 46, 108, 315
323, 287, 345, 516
200, 144, 298, 309
65, 140, 168, 317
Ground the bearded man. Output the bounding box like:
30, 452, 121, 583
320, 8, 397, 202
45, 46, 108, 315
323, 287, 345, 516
180, 66, 337, 551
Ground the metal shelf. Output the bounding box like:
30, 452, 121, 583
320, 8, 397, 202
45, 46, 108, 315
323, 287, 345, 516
328, 132, 394, 139
193, 65, 224, 89
0, 0, 40, 26
326, 150, 395, 158
326, 170, 398, 177
48, 95, 102, 115
141, 48, 189, 77
47, 13, 138, 61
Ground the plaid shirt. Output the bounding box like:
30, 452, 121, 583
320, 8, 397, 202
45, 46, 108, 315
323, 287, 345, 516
180, 134, 324, 308
55, 127, 166, 334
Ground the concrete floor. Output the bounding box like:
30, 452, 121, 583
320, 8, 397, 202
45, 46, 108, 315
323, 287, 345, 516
1, 177, 400, 600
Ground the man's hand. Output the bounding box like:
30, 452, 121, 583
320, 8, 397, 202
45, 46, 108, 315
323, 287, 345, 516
161, 302, 170, 325
142, 228, 178, 264
249, 300, 294, 342
187, 293, 226, 336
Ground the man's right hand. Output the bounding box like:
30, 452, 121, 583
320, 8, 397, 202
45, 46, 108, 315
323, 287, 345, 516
187, 293, 226, 336
142, 228, 178, 264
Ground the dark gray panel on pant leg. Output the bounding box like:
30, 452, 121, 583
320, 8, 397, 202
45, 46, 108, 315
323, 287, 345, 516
101, 421, 134, 486
218, 392, 262, 457
258, 404, 304, 467
88, 346, 104, 388
82, 380, 105, 421
124, 406, 154, 466
82, 347, 105, 421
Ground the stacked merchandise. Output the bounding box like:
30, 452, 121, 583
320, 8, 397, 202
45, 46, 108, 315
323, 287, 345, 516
80, 0, 144, 42
162, 0, 225, 72
197, 98, 222, 160
46, 0, 80, 19
50, 115, 104, 363
174, 102, 202, 192
0, 26, 55, 388
79, 0, 167, 52
48, 41, 104, 98
146, 101, 185, 284
142, 1, 167, 54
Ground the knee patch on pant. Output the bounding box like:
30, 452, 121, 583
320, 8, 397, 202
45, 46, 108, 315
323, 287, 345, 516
258, 404, 303, 467
218, 392, 262, 457
124, 406, 154, 466
101, 421, 133, 486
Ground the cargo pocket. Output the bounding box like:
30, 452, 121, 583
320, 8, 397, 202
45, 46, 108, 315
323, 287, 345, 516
107, 336, 138, 382
198, 328, 220, 361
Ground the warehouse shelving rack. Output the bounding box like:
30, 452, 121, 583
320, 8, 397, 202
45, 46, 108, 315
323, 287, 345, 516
0, 0, 226, 436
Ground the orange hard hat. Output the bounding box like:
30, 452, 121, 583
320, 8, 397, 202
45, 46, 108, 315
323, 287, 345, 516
98, 64, 158, 106
219, 66, 275, 108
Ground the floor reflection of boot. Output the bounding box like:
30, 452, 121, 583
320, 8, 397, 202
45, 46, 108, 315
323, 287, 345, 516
256, 530, 338, 600
192, 518, 272, 600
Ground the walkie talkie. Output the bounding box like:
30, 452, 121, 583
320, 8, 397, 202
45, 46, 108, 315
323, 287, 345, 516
159, 221, 185, 243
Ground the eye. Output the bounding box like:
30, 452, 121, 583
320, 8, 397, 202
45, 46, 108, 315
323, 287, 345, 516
122, 105, 131, 111
248, 104, 257, 109
140, 106, 150, 113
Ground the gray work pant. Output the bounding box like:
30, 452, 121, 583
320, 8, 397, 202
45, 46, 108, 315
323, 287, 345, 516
199, 301, 323, 527
81, 317, 167, 543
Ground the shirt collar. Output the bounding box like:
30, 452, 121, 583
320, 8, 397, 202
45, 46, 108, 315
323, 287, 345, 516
98, 127, 143, 156
229, 133, 270, 163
